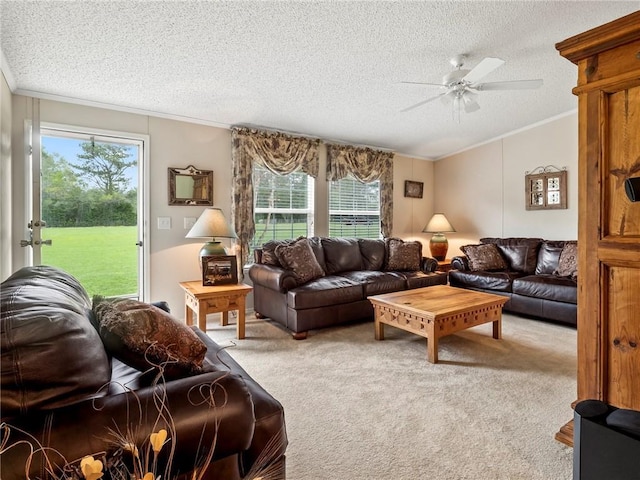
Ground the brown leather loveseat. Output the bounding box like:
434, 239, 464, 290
0, 265, 287, 480
449, 237, 577, 326
249, 236, 448, 338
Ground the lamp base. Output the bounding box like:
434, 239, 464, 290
429, 234, 448, 261
199, 241, 227, 258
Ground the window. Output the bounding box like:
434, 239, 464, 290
329, 176, 380, 238
252, 164, 314, 249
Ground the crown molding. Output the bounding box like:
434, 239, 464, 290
1, 48, 17, 91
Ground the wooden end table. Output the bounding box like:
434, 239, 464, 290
179, 281, 252, 339
436, 259, 453, 273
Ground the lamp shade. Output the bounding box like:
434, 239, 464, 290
186, 208, 237, 259
422, 213, 456, 233
186, 208, 237, 240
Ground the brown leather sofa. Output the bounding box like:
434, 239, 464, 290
249, 237, 448, 338
449, 237, 577, 326
0, 266, 287, 480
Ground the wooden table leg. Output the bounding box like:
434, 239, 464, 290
493, 316, 502, 339
237, 297, 246, 340
198, 301, 207, 332
427, 336, 438, 364
427, 322, 438, 364
374, 314, 384, 340
185, 296, 194, 327
221, 311, 229, 326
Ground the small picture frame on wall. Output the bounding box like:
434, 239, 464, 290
202, 255, 238, 286
404, 180, 424, 199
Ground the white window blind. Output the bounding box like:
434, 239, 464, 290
329, 176, 380, 238
252, 164, 314, 249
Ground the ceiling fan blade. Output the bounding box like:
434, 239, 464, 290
400, 93, 446, 112
397, 81, 444, 87
477, 79, 543, 90
462, 57, 505, 84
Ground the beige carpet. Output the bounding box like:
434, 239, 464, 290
206, 312, 576, 480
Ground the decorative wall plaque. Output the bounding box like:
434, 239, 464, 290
525, 166, 567, 210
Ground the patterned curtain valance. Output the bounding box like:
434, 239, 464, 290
231, 127, 321, 277
326, 143, 394, 238
326, 143, 394, 183
232, 127, 320, 178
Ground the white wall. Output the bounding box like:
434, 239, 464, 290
7, 96, 438, 316
392, 153, 436, 253
434, 113, 579, 258
1, 73, 12, 279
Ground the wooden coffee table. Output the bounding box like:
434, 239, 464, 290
369, 285, 508, 363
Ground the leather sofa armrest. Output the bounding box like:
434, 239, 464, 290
248, 263, 298, 292
420, 257, 439, 273
451, 256, 469, 271
0, 370, 256, 479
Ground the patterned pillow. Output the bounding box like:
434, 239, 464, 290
275, 237, 325, 285
260, 239, 290, 266
461, 243, 508, 271
555, 241, 578, 279
94, 299, 207, 379
385, 237, 422, 271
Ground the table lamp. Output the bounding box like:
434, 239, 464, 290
422, 213, 456, 261
186, 207, 237, 260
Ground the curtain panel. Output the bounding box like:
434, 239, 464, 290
231, 127, 320, 275
326, 144, 394, 238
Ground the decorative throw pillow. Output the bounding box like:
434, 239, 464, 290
93, 299, 207, 379
461, 243, 508, 271
260, 239, 289, 266
555, 241, 578, 279
274, 237, 325, 284
385, 237, 422, 271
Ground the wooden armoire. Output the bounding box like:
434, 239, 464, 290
555, 11, 640, 446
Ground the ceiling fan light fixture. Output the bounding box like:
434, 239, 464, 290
399, 53, 542, 116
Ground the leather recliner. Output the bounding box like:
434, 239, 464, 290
0, 266, 287, 480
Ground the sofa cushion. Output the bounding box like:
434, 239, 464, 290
385, 237, 422, 271
308, 236, 327, 272
0, 266, 112, 417
94, 299, 208, 378
275, 237, 326, 285
339, 270, 406, 296
512, 275, 577, 304
536, 241, 565, 274
287, 276, 363, 309
481, 238, 543, 273
397, 271, 449, 290
460, 243, 508, 271
448, 269, 523, 292
358, 238, 386, 271
555, 241, 578, 279
322, 237, 363, 274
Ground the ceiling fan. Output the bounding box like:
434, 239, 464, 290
400, 54, 543, 115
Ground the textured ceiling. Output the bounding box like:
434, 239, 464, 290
1, 1, 639, 159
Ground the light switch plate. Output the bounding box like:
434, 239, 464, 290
184, 217, 197, 230
157, 217, 171, 229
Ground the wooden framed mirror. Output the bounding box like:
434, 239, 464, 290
168, 165, 213, 206
525, 166, 567, 210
